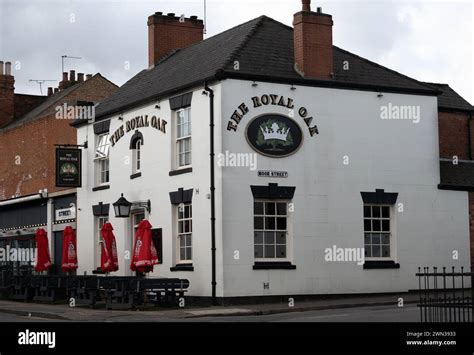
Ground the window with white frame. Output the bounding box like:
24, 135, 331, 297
363, 205, 392, 258
96, 216, 109, 269
95, 134, 110, 185
132, 139, 142, 174
253, 201, 288, 260
176, 108, 191, 168
177, 203, 192, 263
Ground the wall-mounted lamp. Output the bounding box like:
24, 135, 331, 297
113, 193, 151, 218
118, 114, 124, 121
155, 102, 161, 109
377, 93, 384, 98
252, 81, 258, 87
290, 85, 296, 91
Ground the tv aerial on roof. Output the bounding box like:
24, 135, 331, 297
61, 55, 82, 74
28, 79, 56, 95
204, 0, 207, 35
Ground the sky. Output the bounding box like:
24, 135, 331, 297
0, 0, 472, 103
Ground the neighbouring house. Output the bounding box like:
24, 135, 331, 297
0, 64, 117, 274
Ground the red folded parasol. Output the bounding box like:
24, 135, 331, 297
130, 220, 158, 273
100, 222, 119, 273
34, 228, 52, 272
61, 226, 78, 273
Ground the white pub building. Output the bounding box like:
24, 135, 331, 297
73, 1, 472, 302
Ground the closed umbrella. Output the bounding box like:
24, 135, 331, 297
130, 220, 158, 273
100, 222, 119, 273
34, 228, 52, 272
61, 226, 78, 273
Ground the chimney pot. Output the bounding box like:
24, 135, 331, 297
302, 0, 311, 11
0, 61, 3, 75
69, 70, 76, 82
167, 13, 175, 17
47, 87, 53, 96
62, 72, 68, 82
5, 62, 12, 76
190, 15, 198, 20
77, 73, 84, 82
54, 88, 59, 94
86, 74, 93, 80
317, 7, 322, 13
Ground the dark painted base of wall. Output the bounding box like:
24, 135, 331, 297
183, 290, 419, 307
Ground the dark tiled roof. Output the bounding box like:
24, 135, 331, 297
95, 15, 440, 120
1, 74, 110, 132
439, 160, 474, 191
424, 83, 473, 112
1, 81, 84, 132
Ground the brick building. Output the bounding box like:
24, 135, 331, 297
0, 62, 117, 274
0, 66, 117, 199
433, 83, 474, 267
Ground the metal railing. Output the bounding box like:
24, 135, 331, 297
416, 267, 474, 323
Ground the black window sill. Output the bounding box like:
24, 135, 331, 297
170, 264, 194, 272
130, 172, 142, 180
169, 167, 193, 176
253, 262, 296, 270
363, 260, 400, 269
92, 185, 110, 192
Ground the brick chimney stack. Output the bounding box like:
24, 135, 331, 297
147, 12, 204, 68
59, 72, 68, 90
293, 0, 334, 79
0, 61, 15, 128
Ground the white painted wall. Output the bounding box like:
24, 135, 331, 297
76, 78, 470, 298
220, 79, 470, 297
76, 84, 224, 297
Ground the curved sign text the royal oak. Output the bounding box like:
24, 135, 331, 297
226, 94, 319, 158
246, 114, 303, 157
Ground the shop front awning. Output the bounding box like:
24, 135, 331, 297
0, 194, 47, 233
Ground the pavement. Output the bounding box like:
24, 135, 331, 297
0, 292, 420, 322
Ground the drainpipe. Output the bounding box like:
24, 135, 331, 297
204, 82, 217, 305
469, 111, 473, 160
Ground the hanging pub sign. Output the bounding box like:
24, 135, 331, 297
246, 114, 303, 157
56, 148, 82, 187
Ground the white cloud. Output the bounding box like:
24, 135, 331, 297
1, 0, 472, 103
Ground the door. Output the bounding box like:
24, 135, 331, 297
53, 231, 64, 275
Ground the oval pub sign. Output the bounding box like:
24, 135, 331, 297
246, 114, 303, 158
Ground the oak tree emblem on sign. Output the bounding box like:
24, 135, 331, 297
59, 162, 78, 176
246, 114, 303, 158
256, 120, 294, 151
